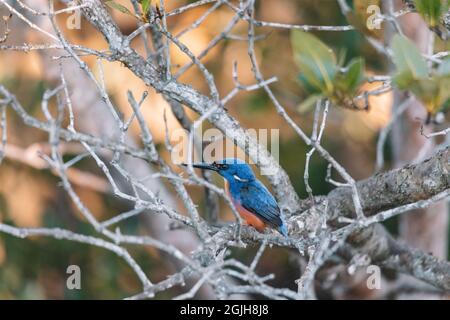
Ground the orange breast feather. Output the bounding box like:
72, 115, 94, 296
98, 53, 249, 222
224, 180, 266, 232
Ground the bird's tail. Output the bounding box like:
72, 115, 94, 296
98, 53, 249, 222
279, 222, 288, 237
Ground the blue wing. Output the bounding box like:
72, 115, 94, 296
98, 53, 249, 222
238, 180, 283, 229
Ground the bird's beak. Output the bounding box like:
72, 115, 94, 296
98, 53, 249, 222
181, 162, 218, 171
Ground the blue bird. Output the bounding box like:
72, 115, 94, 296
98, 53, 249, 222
188, 158, 288, 237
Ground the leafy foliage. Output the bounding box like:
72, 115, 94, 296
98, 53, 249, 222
291, 31, 366, 112
291, 30, 337, 95
391, 34, 450, 115
139, 0, 152, 22
140, 0, 152, 16
104, 0, 135, 16
413, 0, 448, 27
105, 0, 154, 22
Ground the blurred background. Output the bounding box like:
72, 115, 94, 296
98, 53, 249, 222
0, 0, 448, 299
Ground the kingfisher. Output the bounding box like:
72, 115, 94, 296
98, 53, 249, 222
186, 158, 288, 237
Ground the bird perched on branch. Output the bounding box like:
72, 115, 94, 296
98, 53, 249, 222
185, 158, 288, 237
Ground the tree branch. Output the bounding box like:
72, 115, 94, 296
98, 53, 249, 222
76, 0, 302, 213
326, 146, 449, 223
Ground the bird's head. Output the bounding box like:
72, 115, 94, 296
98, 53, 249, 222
184, 158, 256, 183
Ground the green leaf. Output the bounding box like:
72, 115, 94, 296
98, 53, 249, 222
393, 70, 415, 89
141, 0, 152, 16
291, 30, 337, 95
392, 34, 428, 86
413, 0, 447, 27
437, 77, 450, 113
408, 76, 450, 115
409, 78, 440, 112
105, 1, 135, 16
336, 57, 365, 93
336, 48, 347, 69
297, 95, 323, 114
297, 74, 324, 95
